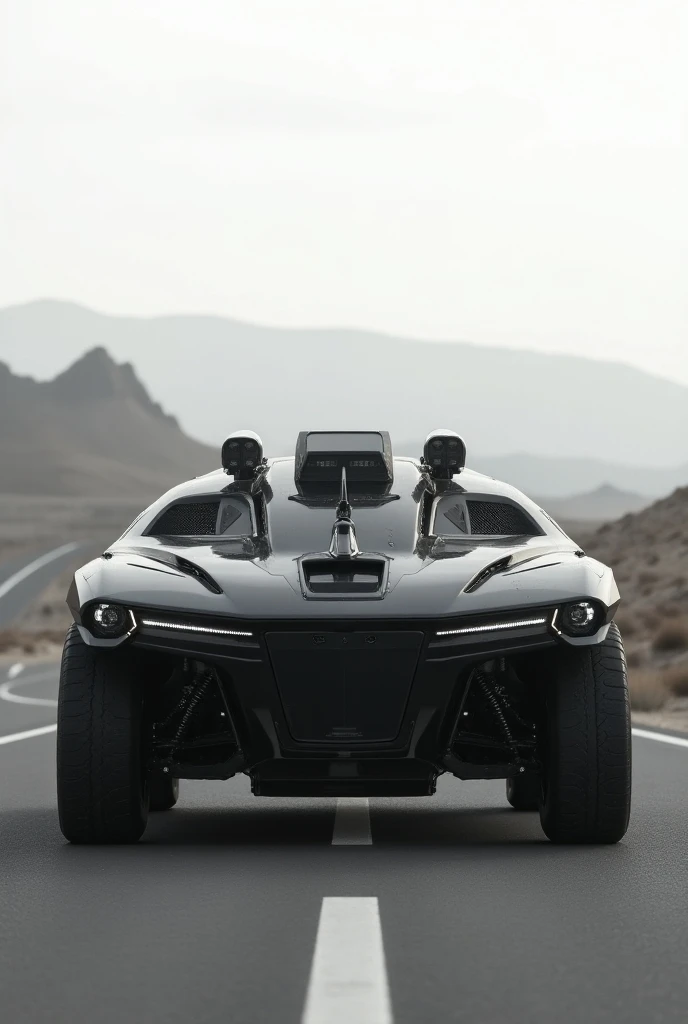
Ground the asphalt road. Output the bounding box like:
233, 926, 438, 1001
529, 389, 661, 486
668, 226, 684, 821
1, 547, 687, 1023
1, 659, 687, 1024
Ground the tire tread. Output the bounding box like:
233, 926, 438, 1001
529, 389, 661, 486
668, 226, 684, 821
57, 624, 147, 843
540, 623, 631, 844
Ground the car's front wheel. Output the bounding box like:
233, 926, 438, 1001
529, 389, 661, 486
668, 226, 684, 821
57, 624, 149, 843
539, 623, 631, 844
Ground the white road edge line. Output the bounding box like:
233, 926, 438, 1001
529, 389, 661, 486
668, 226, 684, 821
0, 677, 57, 707
0, 542, 81, 601
301, 897, 392, 1024
632, 727, 688, 749
0, 724, 57, 747
332, 798, 372, 845
7, 662, 24, 680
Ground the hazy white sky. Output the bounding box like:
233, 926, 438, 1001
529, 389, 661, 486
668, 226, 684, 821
2, 1, 687, 381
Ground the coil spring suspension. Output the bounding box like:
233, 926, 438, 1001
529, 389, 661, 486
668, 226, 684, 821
158, 685, 195, 731
475, 670, 519, 758
171, 671, 213, 745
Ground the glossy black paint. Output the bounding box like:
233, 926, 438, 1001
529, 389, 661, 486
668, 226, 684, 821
66, 453, 621, 792
69, 458, 619, 628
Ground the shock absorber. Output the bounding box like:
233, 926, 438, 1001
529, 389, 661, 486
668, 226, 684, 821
475, 670, 519, 759
172, 670, 213, 745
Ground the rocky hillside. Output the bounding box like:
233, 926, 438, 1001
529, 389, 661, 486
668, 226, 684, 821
0, 348, 216, 498
579, 488, 688, 709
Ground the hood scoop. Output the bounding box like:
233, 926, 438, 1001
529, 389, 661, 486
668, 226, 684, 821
302, 558, 386, 596
299, 470, 388, 599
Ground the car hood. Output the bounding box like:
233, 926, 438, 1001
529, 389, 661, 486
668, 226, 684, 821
69, 534, 619, 623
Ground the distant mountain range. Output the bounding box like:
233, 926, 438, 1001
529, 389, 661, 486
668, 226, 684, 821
534, 484, 652, 523
0, 349, 666, 524
1, 300, 687, 481
1, 299, 687, 505
395, 446, 685, 499
0, 348, 214, 497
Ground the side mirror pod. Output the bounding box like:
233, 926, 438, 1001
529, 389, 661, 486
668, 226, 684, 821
221, 430, 265, 479
421, 429, 466, 479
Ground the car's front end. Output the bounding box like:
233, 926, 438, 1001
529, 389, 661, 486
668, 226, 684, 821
57, 430, 630, 844
56, 428, 630, 843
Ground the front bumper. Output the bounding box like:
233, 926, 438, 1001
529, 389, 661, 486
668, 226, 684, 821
135, 609, 557, 758
72, 603, 614, 793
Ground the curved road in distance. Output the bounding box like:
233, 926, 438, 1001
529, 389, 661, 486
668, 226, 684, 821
0, 542, 86, 629
1, 658, 687, 1024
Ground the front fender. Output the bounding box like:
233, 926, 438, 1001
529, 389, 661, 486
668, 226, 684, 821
65, 552, 275, 647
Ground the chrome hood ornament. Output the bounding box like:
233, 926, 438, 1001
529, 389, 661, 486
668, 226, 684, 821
329, 467, 360, 559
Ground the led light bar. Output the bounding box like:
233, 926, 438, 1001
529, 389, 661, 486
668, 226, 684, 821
141, 618, 253, 637
436, 617, 547, 637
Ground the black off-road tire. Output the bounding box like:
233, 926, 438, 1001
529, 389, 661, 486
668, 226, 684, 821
506, 771, 541, 811
57, 624, 149, 844
149, 771, 179, 811
539, 622, 631, 844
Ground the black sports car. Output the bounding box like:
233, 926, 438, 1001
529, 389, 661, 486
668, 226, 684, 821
57, 430, 631, 844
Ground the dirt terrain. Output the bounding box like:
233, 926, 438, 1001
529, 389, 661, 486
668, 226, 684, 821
0, 493, 143, 561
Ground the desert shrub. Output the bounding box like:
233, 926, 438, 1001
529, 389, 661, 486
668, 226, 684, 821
663, 664, 688, 698
646, 552, 659, 566
629, 670, 669, 711
0, 629, 65, 654
614, 612, 636, 637
644, 610, 662, 630
652, 618, 688, 653
0, 630, 20, 654
625, 649, 643, 668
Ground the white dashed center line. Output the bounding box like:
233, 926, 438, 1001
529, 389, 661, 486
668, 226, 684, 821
301, 897, 392, 1024
332, 797, 372, 845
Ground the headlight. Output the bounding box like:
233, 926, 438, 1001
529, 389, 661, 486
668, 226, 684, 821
560, 601, 599, 637
90, 603, 130, 638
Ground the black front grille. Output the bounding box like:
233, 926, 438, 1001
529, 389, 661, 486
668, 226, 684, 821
466, 500, 534, 536
150, 501, 220, 536
265, 631, 423, 744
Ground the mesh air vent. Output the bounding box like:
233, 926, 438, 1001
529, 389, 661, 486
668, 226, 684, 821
151, 501, 220, 536
466, 501, 534, 536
